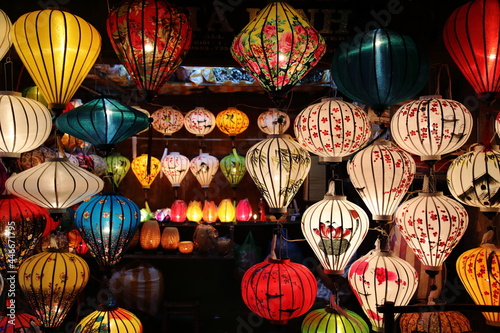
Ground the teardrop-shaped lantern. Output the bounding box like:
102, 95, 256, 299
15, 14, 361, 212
75, 302, 143, 333
332, 29, 429, 115
400, 310, 471, 333
202, 200, 218, 223
302, 307, 370, 333
347, 140, 416, 221
348, 249, 419, 332
302, 182, 369, 275
184, 107, 216, 137
391, 95, 473, 162
0, 92, 52, 158
104, 152, 130, 190
170, 199, 187, 223
236, 199, 252, 222
258, 109, 290, 135
190, 153, 219, 189
294, 97, 371, 163
131, 154, 161, 190
151, 106, 184, 136
0, 9, 12, 61
56, 97, 150, 151
216, 107, 249, 138
220, 150, 246, 188
106, 0, 192, 101
443, 0, 500, 102
394, 191, 469, 272
231, 2, 326, 102
161, 152, 189, 188
6, 158, 104, 213
246, 134, 311, 214
75, 193, 140, 269
218, 199, 235, 223
11, 9, 101, 111
186, 200, 203, 223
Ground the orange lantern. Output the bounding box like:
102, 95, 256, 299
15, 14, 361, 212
400, 310, 471, 333
161, 227, 180, 250
186, 201, 203, 223
202, 201, 218, 223
140, 220, 161, 250
178, 241, 194, 254
215, 107, 249, 139
218, 199, 235, 223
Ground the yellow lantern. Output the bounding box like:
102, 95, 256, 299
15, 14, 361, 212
202, 200, 218, 223
0, 9, 11, 61
161, 227, 180, 250
11, 9, 101, 111
186, 201, 203, 223
75, 302, 143, 332
215, 107, 249, 139
218, 199, 235, 223
140, 219, 161, 250
131, 154, 161, 190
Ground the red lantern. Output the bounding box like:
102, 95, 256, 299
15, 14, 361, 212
0, 305, 41, 333
241, 258, 317, 325
170, 199, 187, 223
236, 199, 252, 222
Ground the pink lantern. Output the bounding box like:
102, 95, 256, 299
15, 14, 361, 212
236, 199, 252, 222
151, 106, 184, 136
184, 107, 216, 137
170, 200, 187, 223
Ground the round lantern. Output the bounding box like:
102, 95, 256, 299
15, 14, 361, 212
394, 191, 469, 272
170, 199, 187, 222
347, 140, 416, 221
0, 9, 11, 61
23, 85, 47, 107
186, 201, 203, 223
140, 219, 161, 250
161, 227, 180, 250
391, 95, 473, 161
220, 150, 246, 188
190, 153, 219, 189
443, 0, 500, 102
151, 106, 184, 136
348, 249, 419, 332
236, 198, 253, 222
18, 247, 90, 328
202, 200, 218, 223
332, 28, 429, 115
11, 9, 101, 111
184, 107, 216, 137
131, 154, 161, 189
246, 134, 311, 214
258, 109, 290, 135
75, 193, 140, 269
302, 182, 369, 275
56, 97, 150, 151
302, 307, 370, 333
161, 152, 190, 188
294, 97, 371, 163
104, 152, 130, 190
0, 309, 41, 333
6, 158, 104, 213
241, 258, 317, 324
400, 310, 471, 333
107, 0, 192, 101
215, 107, 249, 138
231, 1, 326, 102
75, 302, 143, 333
457, 243, 500, 326
218, 199, 235, 223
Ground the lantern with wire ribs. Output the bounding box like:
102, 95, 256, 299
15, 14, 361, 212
302, 306, 370, 333
104, 152, 130, 191
190, 153, 219, 189
161, 152, 190, 188
184, 107, 216, 137
131, 154, 161, 190
220, 150, 246, 189
75, 301, 143, 333
0, 9, 11, 61
151, 106, 184, 136
216, 107, 249, 139
400, 310, 471, 333
257, 109, 290, 135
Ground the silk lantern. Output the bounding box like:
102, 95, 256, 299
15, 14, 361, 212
186, 201, 203, 223
443, 0, 500, 102
0, 308, 41, 333
18, 245, 89, 328
246, 134, 311, 214
190, 153, 219, 189
294, 97, 371, 163
218, 199, 235, 223
216, 107, 249, 139
231, 1, 326, 102
302, 182, 369, 275
131, 154, 161, 189
23, 85, 48, 107
6, 158, 104, 214
151, 106, 184, 136
11, 9, 101, 111
0, 9, 11, 61
140, 219, 161, 250
241, 258, 317, 324
332, 28, 429, 115
74, 302, 143, 333
302, 307, 370, 333
56, 97, 150, 151
104, 152, 130, 191
161, 227, 180, 250
457, 243, 500, 326
220, 150, 246, 189
400, 310, 471, 333
391, 95, 473, 162
161, 152, 190, 188
258, 109, 290, 135
348, 249, 419, 332
170, 199, 187, 222
107, 0, 192, 101
184, 107, 216, 137
75, 193, 140, 269
347, 140, 416, 221
236, 199, 253, 222
202, 200, 218, 223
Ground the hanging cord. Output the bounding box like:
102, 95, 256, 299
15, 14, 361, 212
434, 64, 452, 98
3, 58, 13, 91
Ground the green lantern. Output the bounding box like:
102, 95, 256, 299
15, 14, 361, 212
104, 152, 130, 191
22, 86, 48, 107
302, 307, 370, 333
220, 149, 246, 189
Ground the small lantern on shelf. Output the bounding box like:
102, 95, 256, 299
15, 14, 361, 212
218, 199, 236, 223
161, 227, 180, 250
178, 241, 194, 254
236, 199, 252, 222
202, 201, 218, 223
170, 200, 187, 223
140, 219, 161, 250
186, 201, 203, 223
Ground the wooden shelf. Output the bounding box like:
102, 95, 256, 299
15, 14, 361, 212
123, 250, 234, 260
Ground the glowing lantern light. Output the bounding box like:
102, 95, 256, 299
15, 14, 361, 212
302, 307, 370, 333
0, 9, 11, 61
216, 107, 249, 138
161, 227, 180, 250
75, 302, 143, 332
131, 154, 161, 189
140, 219, 161, 250
202, 200, 218, 223
190, 153, 219, 189
220, 150, 246, 189
104, 152, 130, 191
186, 201, 203, 223
258, 109, 290, 135
294, 97, 371, 163
170, 199, 187, 223
151, 106, 184, 136
161, 152, 190, 188
400, 310, 471, 333
218, 199, 235, 223
184, 107, 216, 137
236, 199, 252, 222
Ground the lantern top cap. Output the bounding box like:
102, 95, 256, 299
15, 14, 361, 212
418, 191, 444, 197
268, 257, 290, 264
419, 95, 442, 100
320, 97, 343, 102
0, 91, 21, 97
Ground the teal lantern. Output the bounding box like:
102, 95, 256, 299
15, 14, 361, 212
302, 307, 370, 333
220, 149, 246, 189
56, 97, 150, 151
332, 29, 429, 115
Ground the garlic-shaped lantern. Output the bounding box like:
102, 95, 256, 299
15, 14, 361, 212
184, 107, 216, 137
190, 153, 219, 189
257, 109, 290, 135
161, 152, 190, 188
131, 154, 161, 190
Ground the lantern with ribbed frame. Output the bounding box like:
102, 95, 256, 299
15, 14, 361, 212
0, 9, 11, 61
190, 153, 219, 189
151, 106, 184, 136
301, 307, 370, 333
216, 107, 249, 138
75, 302, 143, 333
184, 107, 216, 137
294, 97, 371, 163
131, 154, 161, 190
391, 96, 473, 162
258, 109, 290, 135
161, 152, 189, 188
400, 310, 471, 333
220, 150, 246, 189
0, 308, 41, 333
104, 152, 130, 190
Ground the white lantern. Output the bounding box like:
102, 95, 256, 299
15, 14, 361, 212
347, 140, 416, 221
190, 153, 219, 189
0, 92, 52, 158
246, 134, 311, 214
394, 191, 468, 272
391, 95, 472, 161
348, 249, 418, 332
151, 106, 184, 136
257, 108, 290, 135
184, 107, 215, 137
302, 181, 369, 275
161, 152, 190, 188
294, 97, 371, 163
0, 9, 11, 61
6, 158, 104, 213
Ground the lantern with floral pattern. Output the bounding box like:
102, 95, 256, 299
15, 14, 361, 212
131, 154, 161, 190
161, 152, 190, 188
75, 302, 143, 333
151, 106, 184, 136
184, 107, 216, 137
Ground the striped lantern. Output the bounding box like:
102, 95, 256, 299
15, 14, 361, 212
246, 134, 311, 214
391, 95, 473, 162
184, 107, 216, 137
151, 106, 184, 136
190, 153, 219, 189
302, 307, 370, 333
0, 308, 41, 333
6, 158, 104, 213
348, 249, 418, 332
75, 302, 143, 333
220, 150, 246, 189
0, 9, 11, 61
131, 154, 161, 190
302, 181, 369, 275
161, 152, 190, 188
241, 258, 317, 325
257, 109, 290, 135
294, 97, 371, 163
400, 310, 471, 333
215, 107, 249, 138
104, 152, 130, 190
347, 140, 416, 221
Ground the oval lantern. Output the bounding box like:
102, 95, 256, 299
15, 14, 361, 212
190, 153, 219, 189
258, 109, 290, 135
347, 140, 416, 221
151, 106, 184, 136
75, 193, 141, 270
202, 200, 218, 223
75, 302, 143, 333
161, 152, 190, 188
302, 182, 369, 275
236, 199, 252, 222
391, 95, 473, 162
220, 150, 246, 189
216, 107, 249, 138
302, 307, 370, 333
140, 219, 161, 250
400, 310, 471, 333
184, 107, 216, 137
294, 97, 371, 163
242, 258, 317, 324
348, 249, 419, 332
0, 9, 12, 61
11, 9, 101, 111
186, 201, 203, 223
332, 28, 429, 115
107, 0, 192, 101
0, 308, 41, 333
170, 199, 187, 223
104, 152, 130, 190
131, 154, 161, 190
218, 199, 235, 223
161, 227, 180, 250
246, 134, 311, 214
443, 0, 500, 102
